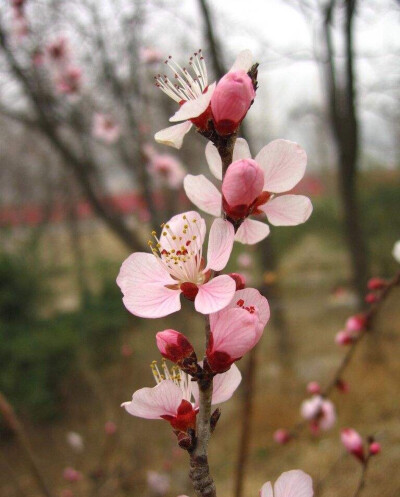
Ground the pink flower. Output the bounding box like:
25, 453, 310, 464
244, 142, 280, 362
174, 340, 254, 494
260, 470, 313, 497
147, 154, 186, 189
104, 421, 117, 435
273, 429, 291, 445
117, 211, 236, 317
367, 277, 387, 291
211, 70, 255, 135
46, 37, 70, 66
55, 66, 82, 95
147, 471, 170, 495
307, 381, 321, 395
140, 47, 163, 65
184, 138, 312, 244
206, 288, 270, 373
63, 467, 82, 483
92, 113, 120, 144
341, 428, 364, 461
154, 50, 252, 149
237, 253, 252, 268
156, 330, 195, 365
122, 361, 241, 432
300, 395, 336, 432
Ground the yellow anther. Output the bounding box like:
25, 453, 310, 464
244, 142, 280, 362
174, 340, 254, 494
183, 215, 187, 219
184, 224, 188, 229
172, 235, 177, 240
151, 230, 157, 236
163, 232, 167, 236
192, 235, 197, 240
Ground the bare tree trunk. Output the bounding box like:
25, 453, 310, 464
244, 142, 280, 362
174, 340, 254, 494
322, 0, 369, 304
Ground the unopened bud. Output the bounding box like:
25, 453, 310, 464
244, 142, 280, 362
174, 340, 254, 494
307, 381, 321, 395
367, 277, 387, 291
156, 329, 196, 365
211, 70, 255, 135
336, 379, 350, 393
345, 314, 367, 333
104, 421, 117, 435
335, 330, 353, 346
365, 292, 379, 304
369, 441, 381, 455
341, 428, 364, 462
273, 428, 291, 445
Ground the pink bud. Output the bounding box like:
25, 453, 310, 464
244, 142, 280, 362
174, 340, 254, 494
273, 429, 291, 445
336, 379, 350, 393
365, 292, 379, 304
307, 381, 321, 395
345, 314, 367, 333
335, 330, 353, 346
104, 421, 117, 435
63, 467, 82, 483
211, 70, 255, 135
341, 428, 364, 462
369, 441, 381, 455
367, 277, 387, 291
222, 159, 264, 219
121, 343, 133, 357
229, 273, 246, 290
156, 330, 195, 364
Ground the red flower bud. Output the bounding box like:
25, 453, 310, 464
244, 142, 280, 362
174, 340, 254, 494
367, 277, 387, 291
341, 428, 365, 462
307, 381, 321, 395
273, 428, 291, 445
156, 329, 195, 364
369, 441, 381, 455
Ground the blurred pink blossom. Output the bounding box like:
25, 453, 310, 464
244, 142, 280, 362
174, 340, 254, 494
140, 47, 163, 65
63, 467, 82, 483
104, 421, 117, 435
92, 113, 120, 144
273, 429, 291, 445
300, 395, 336, 433
341, 428, 364, 461
55, 66, 82, 95
260, 470, 313, 497
148, 154, 186, 189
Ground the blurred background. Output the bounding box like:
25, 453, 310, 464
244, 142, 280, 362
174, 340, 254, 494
0, 0, 399, 496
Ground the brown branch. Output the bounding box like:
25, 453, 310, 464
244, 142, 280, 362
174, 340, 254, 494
0, 392, 54, 497
352, 454, 371, 497
197, 0, 225, 79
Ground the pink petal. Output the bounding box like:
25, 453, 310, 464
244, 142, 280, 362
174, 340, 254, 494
122, 380, 182, 419
194, 275, 236, 314
183, 175, 222, 217
233, 138, 252, 161
255, 140, 307, 193
230, 49, 253, 72
211, 363, 242, 404
154, 121, 193, 149
234, 219, 270, 244
117, 253, 181, 318
274, 470, 313, 497
260, 195, 312, 226
205, 142, 222, 180
162, 211, 207, 250
227, 288, 270, 332
260, 482, 273, 497
211, 307, 260, 357
169, 83, 216, 122
206, 219, 234, 271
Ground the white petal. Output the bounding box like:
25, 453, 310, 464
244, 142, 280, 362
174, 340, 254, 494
169, 83, 216, 122
211, 364, 242, 404
205, 142, 222, 180
230, 49, 253, 72
162, 211, 207, 249
194, 275, 236, 314
393, 240, 400, 263
183, 175, 222, 217
255, 140, 307, 193
233, 138, 252, 161
260, 195, 312, 226
206, 219, 234, 271
234, 219, 270, 245
122, 380, 182, 419
260, 482, 274, 497
117, 253, 182, 318
274, 470, 313, 497
155, 121, 193, 149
